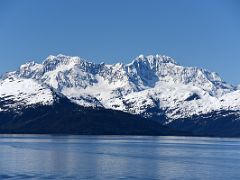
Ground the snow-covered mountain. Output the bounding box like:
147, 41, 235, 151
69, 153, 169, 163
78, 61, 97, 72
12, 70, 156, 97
0, 76, 55, 112
2, 53, 240, 126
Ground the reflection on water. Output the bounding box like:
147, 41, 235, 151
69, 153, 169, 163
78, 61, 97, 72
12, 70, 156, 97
0, 135, 240, 179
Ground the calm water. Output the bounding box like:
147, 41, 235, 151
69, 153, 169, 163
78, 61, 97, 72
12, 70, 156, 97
0, 135, 240, 179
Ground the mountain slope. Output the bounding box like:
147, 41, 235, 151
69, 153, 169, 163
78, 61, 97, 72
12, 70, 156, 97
0, 76, 55, 112
169, 110, 240, 137
7, 54, 239, 119
1, 53, 240, 136
0, 74, 184, 135
0, 94, 184, 135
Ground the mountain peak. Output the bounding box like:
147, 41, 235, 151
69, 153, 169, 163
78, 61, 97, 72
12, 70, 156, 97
42, 54, 90, 73
133, 54, 177, 65
43, 54, 83, 65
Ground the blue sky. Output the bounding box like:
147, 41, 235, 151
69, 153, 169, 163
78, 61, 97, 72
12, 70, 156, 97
0, 0, 240, 84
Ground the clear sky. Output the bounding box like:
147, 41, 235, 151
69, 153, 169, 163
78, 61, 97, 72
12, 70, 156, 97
0, 0, 240, 84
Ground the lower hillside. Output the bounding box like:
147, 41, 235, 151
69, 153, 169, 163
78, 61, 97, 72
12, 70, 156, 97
0, 97, 187, 136
168, 110, 240, 137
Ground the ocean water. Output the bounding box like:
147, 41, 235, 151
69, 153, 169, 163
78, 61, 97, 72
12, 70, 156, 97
0, 135, 240, 179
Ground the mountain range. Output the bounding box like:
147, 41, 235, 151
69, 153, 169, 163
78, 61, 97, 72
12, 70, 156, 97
1, 54, 240, 136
